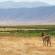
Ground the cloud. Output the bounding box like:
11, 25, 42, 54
0, 0, 54, 5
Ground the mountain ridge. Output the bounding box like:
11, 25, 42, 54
0, 6, 54, 25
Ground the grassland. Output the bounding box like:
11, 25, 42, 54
0, 25, 55, 55
0, 36, 55, 55
0, 25, 55, 37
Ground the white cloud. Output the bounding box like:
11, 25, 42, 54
0, 0, 55, 5
6, 0, 55, 5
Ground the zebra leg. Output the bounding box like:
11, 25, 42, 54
49, 40, 51, 47
43, 40, 46, 46
47, 40, 48, 46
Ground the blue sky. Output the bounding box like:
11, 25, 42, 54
0, 0, 55, 5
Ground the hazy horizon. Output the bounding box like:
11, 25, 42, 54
0, 0, 54, 25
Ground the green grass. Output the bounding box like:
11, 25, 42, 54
0, 25, 55, 37
0, 25, 55, 29
0, 30, 53, 37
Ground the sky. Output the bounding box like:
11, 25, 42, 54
0, 0, 55, 5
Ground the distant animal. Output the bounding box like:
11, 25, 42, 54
41, 33, 51, 46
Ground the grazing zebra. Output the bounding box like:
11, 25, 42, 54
41, 33, 51, 46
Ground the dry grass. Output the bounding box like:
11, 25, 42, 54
0, 36, 54, 55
